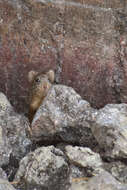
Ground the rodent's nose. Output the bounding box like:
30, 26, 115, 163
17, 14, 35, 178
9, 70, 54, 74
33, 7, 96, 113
43, 82, 48, 90
43, 85, 47, 89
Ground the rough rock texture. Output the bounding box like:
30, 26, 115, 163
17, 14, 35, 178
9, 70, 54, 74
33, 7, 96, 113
70, 171, 127, 190
104, 161, 127, 184
0, 168, 7, 180
91, 104, 127, 159
31, 85, 97, 148
0, 0, 127, 113
65, 145, 104, 178
0, 92, 31, 179
15, 146, 69, 190
0, 179, 16, 190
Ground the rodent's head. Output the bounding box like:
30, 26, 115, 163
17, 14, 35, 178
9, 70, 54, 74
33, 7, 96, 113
28, 70, 55, 100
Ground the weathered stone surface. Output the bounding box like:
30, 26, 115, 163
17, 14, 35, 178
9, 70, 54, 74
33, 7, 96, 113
65, 145, 104, 177
0, 92, 31, 167
91, 104, 127, 159
0, 92, 12, 113
70, 171, 127, 190
0, 0, 58, 113
0, 0, 127, 113
69, 165, 87, 182
0, 168, 7, 180
0, 92, 16, 166
0, 179, 16, 190
30, 85, 97, 148
15, 146, 69, 190
104, 161, 127, 184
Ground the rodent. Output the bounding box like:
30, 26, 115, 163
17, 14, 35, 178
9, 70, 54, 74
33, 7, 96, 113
28, 69, 55, 123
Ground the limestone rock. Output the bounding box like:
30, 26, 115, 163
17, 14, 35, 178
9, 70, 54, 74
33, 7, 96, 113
0, 92, 31, 171
0, 92, 13, 115
104, 161, 127, 184
0, 168, 7, 180
91, 104, 127, 159
65, 145, 104, 177
31, 85, 97, 148
0, 179, 16, 190
71, 171, 127, 190
15, 146, 69, 190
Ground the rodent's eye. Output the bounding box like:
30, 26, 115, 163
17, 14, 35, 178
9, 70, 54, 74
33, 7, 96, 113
35, 78, 40, 83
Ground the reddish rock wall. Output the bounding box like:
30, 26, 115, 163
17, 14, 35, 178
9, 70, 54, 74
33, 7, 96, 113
0, 0, 127, 113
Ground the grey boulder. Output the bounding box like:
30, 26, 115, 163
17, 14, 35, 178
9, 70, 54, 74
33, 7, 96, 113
0, 168, 7, 180
31, 85, 97, 148
0, 179, 16, 190
65, 145, 104, 178
71, 171, 127, 190
91, 104, 127, 159
104, 161, 127, 184
0, 92, 31, 166
15, 146, 69, 190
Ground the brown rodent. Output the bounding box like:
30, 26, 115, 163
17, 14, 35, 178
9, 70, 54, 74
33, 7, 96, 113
28, 69, 55, 123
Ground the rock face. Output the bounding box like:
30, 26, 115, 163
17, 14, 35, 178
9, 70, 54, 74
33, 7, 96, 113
0, 0, 127, 113
71, 171, 127, 190
0, 92, 31, 178
91, 104, 127, 159
31, 85, 97, 147
15, 146, 69, 190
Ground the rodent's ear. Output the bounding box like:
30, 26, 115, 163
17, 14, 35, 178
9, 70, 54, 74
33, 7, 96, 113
28, 71, 38, 83
46, 70, 55, 83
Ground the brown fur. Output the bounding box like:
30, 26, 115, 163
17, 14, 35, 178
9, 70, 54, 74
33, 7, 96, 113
28, 70, 55, 123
